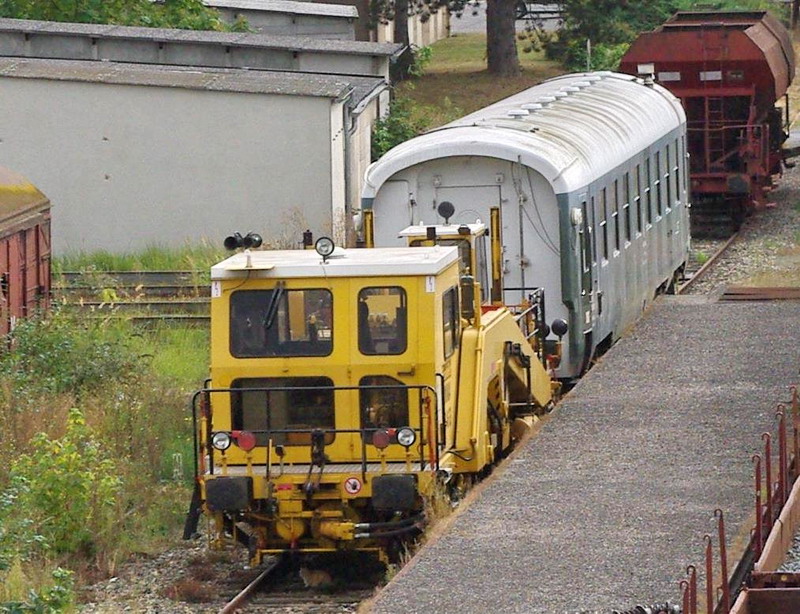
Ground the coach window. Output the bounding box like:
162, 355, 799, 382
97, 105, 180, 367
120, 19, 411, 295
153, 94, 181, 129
358, 287, 407, 355
442, 286, 459, 358
580, 200, 591, 274
623, 173, 631, 243
644, 157, 653, 225
611, 179, 620, 253
655, 150, 663, 217
599, 190, 608, 261
673, 138, 681, 205
681, 135, 688, 194
230, 288, 332, 358
634, 164, 642, 234
665, 143, 672, 211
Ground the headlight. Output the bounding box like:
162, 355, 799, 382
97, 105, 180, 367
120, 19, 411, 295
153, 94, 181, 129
315, 236, 335, 259
211, 431, 232, 451
396, 427, 416, 448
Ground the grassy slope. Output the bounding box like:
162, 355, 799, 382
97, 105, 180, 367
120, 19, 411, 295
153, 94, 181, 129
397, 32, 565, 129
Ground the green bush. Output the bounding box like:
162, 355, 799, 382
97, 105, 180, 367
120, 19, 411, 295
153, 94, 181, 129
8, 409, 122, 556
0, 312, 140, 398
371, 96, 428, 160
0, 566, 73, 614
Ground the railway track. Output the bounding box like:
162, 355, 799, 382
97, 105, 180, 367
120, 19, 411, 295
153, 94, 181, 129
677, 231, 740, 295
218, 554, 378, 613
54, 270, 210, 325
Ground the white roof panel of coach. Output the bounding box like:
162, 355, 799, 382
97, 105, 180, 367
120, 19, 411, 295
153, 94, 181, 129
362, 72, 685, 198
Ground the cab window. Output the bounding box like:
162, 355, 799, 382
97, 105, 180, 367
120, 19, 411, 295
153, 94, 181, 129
230, 288, 332, 358
231, 376, 334, 446
359, 375, 410, 443
443, 286, 459, 358
358, 287, 407, 355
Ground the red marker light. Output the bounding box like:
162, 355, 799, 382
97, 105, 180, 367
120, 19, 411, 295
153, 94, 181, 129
372, 429, 391, 450
232, 430, 257, 452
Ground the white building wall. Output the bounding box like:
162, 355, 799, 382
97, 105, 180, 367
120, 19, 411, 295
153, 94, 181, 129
376, 8, 450, 47
217, 8, 356, 39
0, 78, 336, 253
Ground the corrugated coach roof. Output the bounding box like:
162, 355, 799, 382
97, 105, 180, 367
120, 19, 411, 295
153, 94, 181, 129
0, 56, 386, 106
204, 0, 359, 19
362, 72, 686, 198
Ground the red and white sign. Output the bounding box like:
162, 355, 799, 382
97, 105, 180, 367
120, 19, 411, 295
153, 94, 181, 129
343, 477, 362, 494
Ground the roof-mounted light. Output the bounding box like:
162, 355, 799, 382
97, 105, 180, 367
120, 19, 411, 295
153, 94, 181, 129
315, 236, 335, 261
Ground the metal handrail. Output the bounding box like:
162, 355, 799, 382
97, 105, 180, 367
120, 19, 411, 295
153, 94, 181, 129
190, 384, 439, 482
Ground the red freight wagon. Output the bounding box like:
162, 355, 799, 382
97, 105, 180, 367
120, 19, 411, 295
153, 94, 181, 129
0, 167, 51, 336
619, 11, 795, 235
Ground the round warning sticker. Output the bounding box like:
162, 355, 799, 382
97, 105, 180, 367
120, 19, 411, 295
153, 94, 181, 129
343, 477, 362, 495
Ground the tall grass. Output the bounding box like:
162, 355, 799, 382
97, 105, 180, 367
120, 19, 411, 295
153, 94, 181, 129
53, 239, 227, 274
0, 309, 209, 606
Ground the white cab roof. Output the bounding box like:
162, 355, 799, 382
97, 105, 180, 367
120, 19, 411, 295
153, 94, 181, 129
362, 72, 686, 199
211, 246, 459, 280
398, 222, 487, 238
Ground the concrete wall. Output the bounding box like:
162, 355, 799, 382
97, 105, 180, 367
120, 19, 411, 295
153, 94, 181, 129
216, 7, 356, 39
311, 0, 450, 45
374, 9, 450, 47
0, 78, 339, 253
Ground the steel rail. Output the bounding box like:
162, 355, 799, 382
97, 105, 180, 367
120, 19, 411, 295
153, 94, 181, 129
677, 230, 740, 295
220, 557, 282, 614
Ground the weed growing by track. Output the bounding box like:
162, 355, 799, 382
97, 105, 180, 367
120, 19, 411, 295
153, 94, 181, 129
0, 310, 209, 608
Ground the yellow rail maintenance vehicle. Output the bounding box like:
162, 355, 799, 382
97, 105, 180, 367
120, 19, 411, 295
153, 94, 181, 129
186, 229, 563, 564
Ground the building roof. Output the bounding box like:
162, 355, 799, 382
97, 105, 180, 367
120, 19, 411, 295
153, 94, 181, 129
0, 56, 386, 107
0, 17, 400, 58
205, 0, 358, 19
362, 72, 686, 199
212, 245, 460, 279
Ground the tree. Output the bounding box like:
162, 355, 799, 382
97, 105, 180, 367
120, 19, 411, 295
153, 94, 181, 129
486, 0, 519, 76
549, 0, 787, 70
0, 0, 227, 30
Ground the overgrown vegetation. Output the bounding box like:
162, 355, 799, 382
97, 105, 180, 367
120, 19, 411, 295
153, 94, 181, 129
0, 310, 208, 609
534, 0, 789, 71
0, 0, 241, 31
53, 240, 226, 275
373, 35, 562, 155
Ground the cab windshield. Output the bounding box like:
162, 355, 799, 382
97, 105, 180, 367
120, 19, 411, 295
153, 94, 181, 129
230, 288, 332, 357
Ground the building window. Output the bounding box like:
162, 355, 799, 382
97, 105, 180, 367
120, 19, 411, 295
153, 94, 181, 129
230, 288, 332, 358
358, 287, 407, 355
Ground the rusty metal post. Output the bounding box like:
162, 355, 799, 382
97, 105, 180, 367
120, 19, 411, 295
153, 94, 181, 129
715, 509, 730, 613
763, 432, 773, 527
687, 564, 698, 614
704, 535, 714, 614
754, 454, 763, 556
778, 407, 788, 506
792, 386, 799, 483
681, 580, 691, 614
